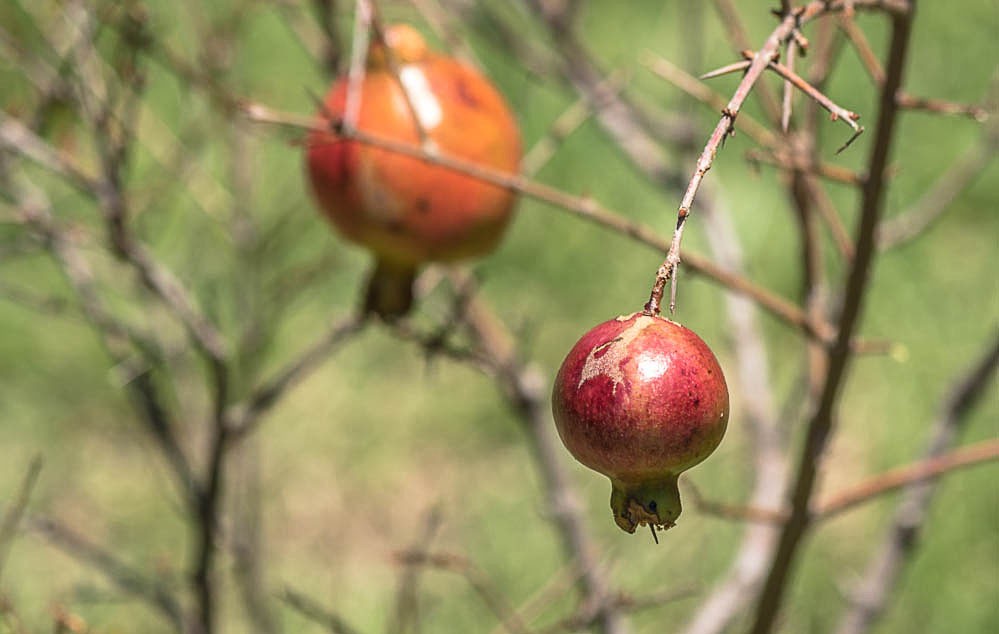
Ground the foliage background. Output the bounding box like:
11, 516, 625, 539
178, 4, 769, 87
0, 1, 996, 632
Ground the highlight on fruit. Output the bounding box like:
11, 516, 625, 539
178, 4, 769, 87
305, 24, 522, 318
551, 312, 729, 540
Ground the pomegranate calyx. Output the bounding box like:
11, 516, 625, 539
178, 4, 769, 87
610, 474, 682, 534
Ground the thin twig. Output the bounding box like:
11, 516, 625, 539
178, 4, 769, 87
281, 587, 363, 634
537, 585, 699, 634
524, 0, 691, 184
29, 516, 184, 628
409, 0, 480, 66
640, 53, 776, 147
802, 173, 856, 260
878, 131, 998, 249
894, 93, 990, 121
489, 561, 587, 634
388, 507, 443, 634
230, 437, 279, 634
838, 15, 991, 121
365, 1, 434, 149
744, 50, 865, 152
227, 313, 368, 439
689, 438, 999, 526
0, 456, 43, 585
708, 0, 783, 123
781, 38, 797, 132
744, 148, 869, 186
817, 439, 999, 518
394, 550, 533, 634
343, 0, 372, 133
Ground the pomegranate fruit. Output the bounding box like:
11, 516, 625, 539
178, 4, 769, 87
306, 24, 522, 317
552, 313, 729, 537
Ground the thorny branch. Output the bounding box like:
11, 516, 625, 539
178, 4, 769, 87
749, 5, 917, 632
645, 0, 893, 317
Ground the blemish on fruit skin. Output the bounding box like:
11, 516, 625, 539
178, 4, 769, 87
577, 315, 655, 392
455, 78, 481, 109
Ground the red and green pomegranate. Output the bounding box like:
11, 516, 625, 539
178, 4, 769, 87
552, 312, 729, 537
305, 24, 522, 317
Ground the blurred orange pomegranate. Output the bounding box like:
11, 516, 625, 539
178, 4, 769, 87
306, 24, 522, 317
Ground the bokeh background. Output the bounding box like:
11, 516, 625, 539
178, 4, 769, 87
0, 1, 996, 632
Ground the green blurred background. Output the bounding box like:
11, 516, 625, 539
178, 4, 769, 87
0, 1, 996, 632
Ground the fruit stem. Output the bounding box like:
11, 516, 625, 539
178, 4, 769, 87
364, 258, 417, 319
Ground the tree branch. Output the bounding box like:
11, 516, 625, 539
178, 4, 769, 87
749, 5, 916, 632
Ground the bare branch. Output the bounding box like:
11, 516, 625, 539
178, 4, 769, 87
839, 16, 991, 121
227, 313, 368, 439
894, 93, 990, 121
1, 161, 199, 507
781, 38, 798, 132
0, 110, 230, 365
645, 1, 880, 317
708, 0, 783, 123
0, 114, 96, 192
817, 439, 999, 519
747, 50, 864, 152
29, 516, 184, 629
749, 6, 917, 632
537, 585, 698, 634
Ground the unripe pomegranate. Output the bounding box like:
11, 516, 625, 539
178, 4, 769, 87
306, 24, 522, 317
552, 313, 729, 537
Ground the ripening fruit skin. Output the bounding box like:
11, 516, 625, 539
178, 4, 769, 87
552, 312, 729, 535
306, 24, 522, 317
